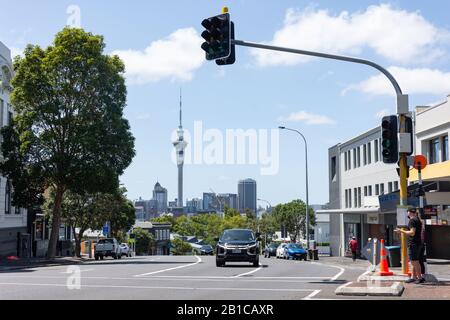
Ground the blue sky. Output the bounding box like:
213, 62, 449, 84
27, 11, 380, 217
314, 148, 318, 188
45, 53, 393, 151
1, 1, 450, 207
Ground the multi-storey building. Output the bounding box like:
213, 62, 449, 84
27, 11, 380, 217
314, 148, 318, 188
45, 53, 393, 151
319, 126, 400, 256
238, 179, 257, 214
0, 42, 29, 258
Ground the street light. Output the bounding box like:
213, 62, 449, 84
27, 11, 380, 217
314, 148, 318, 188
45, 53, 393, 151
278, 126, 311, 250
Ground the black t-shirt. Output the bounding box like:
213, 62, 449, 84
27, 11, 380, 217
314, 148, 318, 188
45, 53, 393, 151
408, 217, 422, 246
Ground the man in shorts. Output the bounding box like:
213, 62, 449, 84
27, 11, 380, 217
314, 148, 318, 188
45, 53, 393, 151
395, 208, 424, 284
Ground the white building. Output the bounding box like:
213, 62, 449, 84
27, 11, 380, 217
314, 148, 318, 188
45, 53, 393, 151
0, 41, 29, 258
318, 126, 400, 257
319, 95, 450, 259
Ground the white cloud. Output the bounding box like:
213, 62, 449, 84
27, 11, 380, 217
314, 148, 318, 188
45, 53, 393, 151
375, 108, 392, 119
252, 4, 448, 67
343, 67, 450, 96
279, 110, 336, 125
113, 28, 204, 84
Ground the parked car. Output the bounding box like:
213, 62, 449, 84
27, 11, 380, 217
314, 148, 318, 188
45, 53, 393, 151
276, 243, 288, 259
283, 243, 307, 260
263, 243, 278, 258
119, 243, 132, 257
94, 238, 121, 260
200, 244, 214, 255
215, 229, 261, 267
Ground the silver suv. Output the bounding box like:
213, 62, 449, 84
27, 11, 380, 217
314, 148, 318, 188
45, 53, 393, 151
94, 238, 121, 260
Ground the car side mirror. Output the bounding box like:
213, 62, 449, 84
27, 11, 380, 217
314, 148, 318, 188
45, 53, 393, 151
214, 237, 219, 242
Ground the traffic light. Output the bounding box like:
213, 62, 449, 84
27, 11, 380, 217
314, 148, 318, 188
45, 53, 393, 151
201, 13, 232, 61
216, 21, 235, 65
381, 115, 398, 163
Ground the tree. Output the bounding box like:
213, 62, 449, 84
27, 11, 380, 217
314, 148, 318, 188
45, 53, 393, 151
272, 200, 315, 242
224, 206, 240, 218
171, 238, 193, 256
1, 27, 135, 258
133, 228, 154, 255
258, 212, 278, 247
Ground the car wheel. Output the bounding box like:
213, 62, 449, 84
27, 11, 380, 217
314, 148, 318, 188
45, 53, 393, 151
95, 255, 99, 261
216, 259, 223, 267
100, 255, 104, 260
118, 254, 122, 259
253, 259, 259, 267
303, 255, 307, 261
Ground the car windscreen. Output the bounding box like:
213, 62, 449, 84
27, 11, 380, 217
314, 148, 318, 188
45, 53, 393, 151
98, 239, 113, 244
287, 244, 303, 249
269, 243, 278, 248
220, 230, 254, 241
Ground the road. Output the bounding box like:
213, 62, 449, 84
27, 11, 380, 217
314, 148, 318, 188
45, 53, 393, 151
0, 255, 380, 300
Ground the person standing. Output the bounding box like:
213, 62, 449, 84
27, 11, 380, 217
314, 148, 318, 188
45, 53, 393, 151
348, 236, 358, 262
395, 208, 425, 284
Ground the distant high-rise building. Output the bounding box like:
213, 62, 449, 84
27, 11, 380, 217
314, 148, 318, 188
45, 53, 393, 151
186, 198, 203, 213
203, 193, 216, 211
218, 193, 238, 210
238, 179, 257, 214
153, 182, 168, 213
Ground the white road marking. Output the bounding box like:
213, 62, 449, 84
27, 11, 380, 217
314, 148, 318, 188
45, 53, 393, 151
0, 282, 319, 293
302, 290, 321, 300
311, 262, 345, 281
134, 255, 202, 277
335, 281, 352, 292
233, 264, 263, 278
60, 268, 94, 274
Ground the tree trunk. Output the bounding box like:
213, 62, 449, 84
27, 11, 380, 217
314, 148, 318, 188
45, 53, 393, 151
47, 186, 65, 259
74, 227, 84, 258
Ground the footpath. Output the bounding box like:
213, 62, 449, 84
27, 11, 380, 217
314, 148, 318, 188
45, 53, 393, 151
318, 256, 450, 298
0, 256, 87, 272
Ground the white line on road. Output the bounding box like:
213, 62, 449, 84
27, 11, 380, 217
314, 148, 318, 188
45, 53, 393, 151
311, 262, 345, 281
134, 255, 202, 277
60, 268, 94, 274
233, 264, 263, 278
0, 282, 319, 293
302, 290, 321, 300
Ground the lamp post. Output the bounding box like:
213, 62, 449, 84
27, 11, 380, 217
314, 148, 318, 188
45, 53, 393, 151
279, 126, 311, 250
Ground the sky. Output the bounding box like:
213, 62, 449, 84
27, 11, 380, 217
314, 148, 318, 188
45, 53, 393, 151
1, 0, 450, 207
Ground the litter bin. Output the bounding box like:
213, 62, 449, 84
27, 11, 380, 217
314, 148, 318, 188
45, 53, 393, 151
385, 246, 401, 267
313, 249, 319, 261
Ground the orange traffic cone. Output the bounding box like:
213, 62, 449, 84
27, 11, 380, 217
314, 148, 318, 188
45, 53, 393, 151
379, 239, 393, 276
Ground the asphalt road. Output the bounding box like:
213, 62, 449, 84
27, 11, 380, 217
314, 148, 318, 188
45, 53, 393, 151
0, 255, 374, 300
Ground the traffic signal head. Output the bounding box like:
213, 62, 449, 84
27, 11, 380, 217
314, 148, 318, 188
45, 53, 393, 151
381, 115, 398, 163
201, 13, 232, 61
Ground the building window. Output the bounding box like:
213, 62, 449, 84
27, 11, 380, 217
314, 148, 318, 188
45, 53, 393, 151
7, 111, 13, 125
375, 184, 380, 196
388, 182, 393, 193
354, 188, 358, 208
345, 189, 348, 208
443, 135, 449, 162
380, 183, 384, 195
394, 181, 399, 191
374, 139, 379, 162
0, 98, 4, 128
344, 152, 348, 171
368, 185, 373, 196
429, 138, 440, 164
353, 149, 357, 168
331, 156, 337, 181
357, 147, 361, 167
363, 144, 367, 165
15, 207, 21, 215
5, 180, 11, 215
368, 142, 372, 164
348, 189, 352, 208
358, 187, 361, 208
364, 186, 368, 197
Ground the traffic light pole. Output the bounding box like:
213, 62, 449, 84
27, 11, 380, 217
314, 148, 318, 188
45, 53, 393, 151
232, 39, 410, 270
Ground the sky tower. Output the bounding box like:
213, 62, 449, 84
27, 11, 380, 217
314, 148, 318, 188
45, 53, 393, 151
173, 89, 187, 208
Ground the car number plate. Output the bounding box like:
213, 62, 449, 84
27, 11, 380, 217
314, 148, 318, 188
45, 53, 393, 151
232, 249, 241, 254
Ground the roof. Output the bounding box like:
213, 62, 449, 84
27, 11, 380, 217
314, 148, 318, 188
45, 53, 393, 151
133, 221, 153, 229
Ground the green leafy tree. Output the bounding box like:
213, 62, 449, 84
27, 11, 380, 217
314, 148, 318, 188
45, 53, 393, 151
171, 238, 193, 255
272, 200, 315, 242
224, 206, 240, 218
133, 228, 154, 255
0, 27, 135, 258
